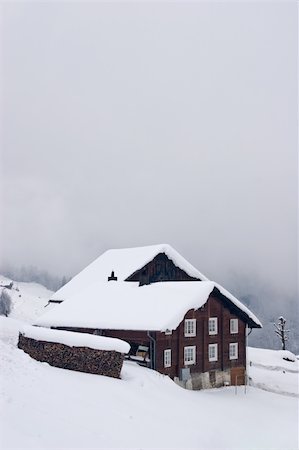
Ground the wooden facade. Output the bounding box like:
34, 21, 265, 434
125, 252, 201, 285
102, 291, 246, 381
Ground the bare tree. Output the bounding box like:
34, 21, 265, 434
274, 316, 289, 351
0, 289, 12, 317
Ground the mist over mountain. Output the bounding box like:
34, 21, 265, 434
0, 265, 70, 292
230, 275, 298, 355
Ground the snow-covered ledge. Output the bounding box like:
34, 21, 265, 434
21, 325, 130, 354
18, 326, 130, 379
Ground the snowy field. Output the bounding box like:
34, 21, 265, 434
248, 347, 298, 398
0, 278, 298, 450
0, 275, 54, 322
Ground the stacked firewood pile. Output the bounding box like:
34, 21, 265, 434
18, 334, 125, 378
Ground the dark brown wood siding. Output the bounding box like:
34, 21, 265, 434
125, 252, 201, 285
151, 294, 246, 378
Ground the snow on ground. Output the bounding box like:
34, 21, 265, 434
248, 347, 298, 397
0, 317, 298, 450
0, 275, 54, 323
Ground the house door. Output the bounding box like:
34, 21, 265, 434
230, 367, 245, 385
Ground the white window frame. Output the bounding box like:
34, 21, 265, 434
184, 319, 196, 337
208, 343, 218, 362
208, 317, 218, 335
229, 343, 238, 360
184, 345, 196, 365
164, 349, 171, 368
230, 318, 238, 334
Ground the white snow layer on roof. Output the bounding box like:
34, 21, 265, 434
213, 283, 262, 327
35, 281, 261, 331
51, 244, 208, 301
21, 325, 130, 354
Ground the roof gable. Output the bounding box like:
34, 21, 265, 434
51, 244, 208, 301
125, 252, 202, 284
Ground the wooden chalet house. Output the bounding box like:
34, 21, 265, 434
37, 244, 261, 389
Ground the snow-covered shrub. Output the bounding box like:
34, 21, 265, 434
0, 288, 12, 316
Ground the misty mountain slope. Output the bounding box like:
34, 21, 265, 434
0, 317, 298, 450
0, 275, 54, 322
245, 296, 299, 355
225, 274, 299, 355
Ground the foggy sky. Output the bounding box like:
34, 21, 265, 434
1, 2, 297, 298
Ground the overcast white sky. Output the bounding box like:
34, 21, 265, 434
0, 1, 297, 298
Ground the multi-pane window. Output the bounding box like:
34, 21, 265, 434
230, 318, 238, 334
184, 319, 196, 337
229, 343, 238, 360
208, 344, 218, 362
184, 345, 196, 365
164, 349, 171, 368
208, 317, 218, 335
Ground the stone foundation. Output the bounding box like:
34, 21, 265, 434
18, 334, 125, 378
175, 368, 231, 390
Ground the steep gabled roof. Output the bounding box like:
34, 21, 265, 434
51, 244, 208, 302
37, 281, 262, 331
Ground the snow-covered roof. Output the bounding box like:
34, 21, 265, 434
21, 325, 130, 354
51, 244, 208, 301
36, 281, 261, 331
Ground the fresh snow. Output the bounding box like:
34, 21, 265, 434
0, 317, 298, 450
36, 280, 261, 331
21, 325, 130, 353
0, 275, 54, 322
36, 281, 214, 330
248, 346, 298, 369
248, 347, 298, 397
51, 244, 209, 301
0, 275, 13, 287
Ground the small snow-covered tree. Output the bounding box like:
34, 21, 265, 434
0, 289, 12, 317
274, 316, 289, 350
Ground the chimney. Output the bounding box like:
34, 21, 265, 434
108, 270, 117, 281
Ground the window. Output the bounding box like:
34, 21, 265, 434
184, 345, 196, 365
164, 349, 171, 368
184, 319, 196, 337
208, 344, 218, 362
208, 317, 218, 335
230, 318, 238, 334
229, 343, 238, 360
